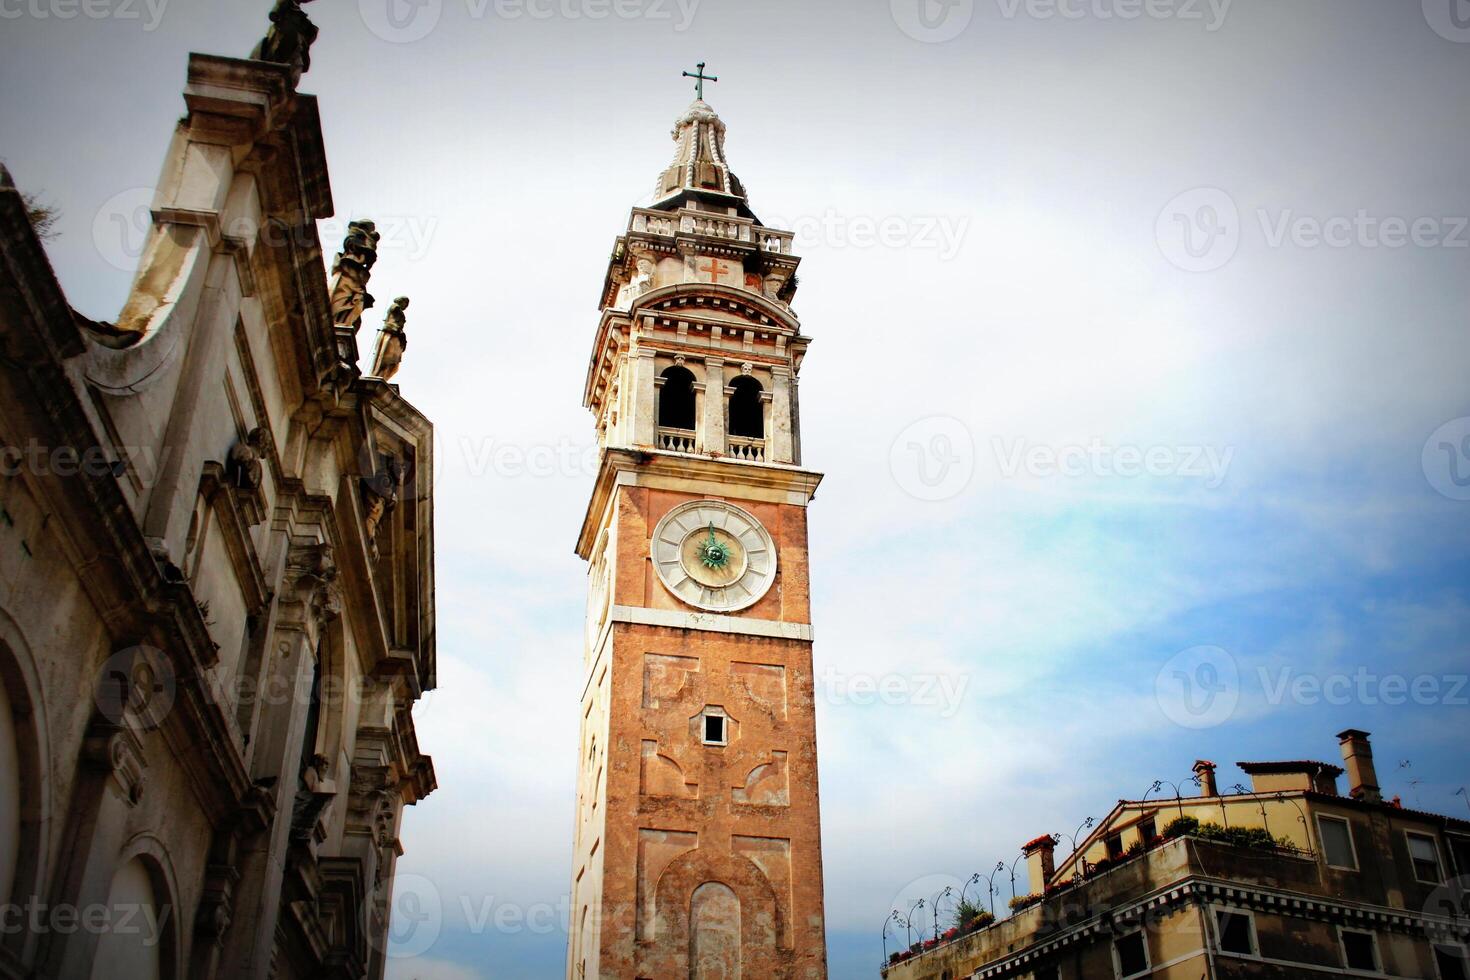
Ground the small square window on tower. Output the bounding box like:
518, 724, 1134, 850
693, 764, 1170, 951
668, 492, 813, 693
702, 709, 727, 746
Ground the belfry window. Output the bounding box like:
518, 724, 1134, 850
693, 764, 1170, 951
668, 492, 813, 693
728, 376, 763, 439
658, 366, 697, 431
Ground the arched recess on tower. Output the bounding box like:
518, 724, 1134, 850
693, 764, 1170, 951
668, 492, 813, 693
690, 882, 741, 979
650, 848, 786, 977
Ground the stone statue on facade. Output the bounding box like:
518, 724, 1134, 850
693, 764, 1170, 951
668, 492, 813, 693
328, 220, 381, 332
368, 296, 409, 381
226, 427, 268, 491
251, 0, 320, 85
360, 457, 403, 560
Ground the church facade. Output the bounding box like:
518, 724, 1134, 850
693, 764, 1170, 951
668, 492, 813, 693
567, 88, 829, 979
0, 6, 435, 979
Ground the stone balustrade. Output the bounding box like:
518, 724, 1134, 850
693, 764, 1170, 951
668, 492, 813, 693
658, 426, 698, 454
628, 207, 795, 255
726, 435, 766, 462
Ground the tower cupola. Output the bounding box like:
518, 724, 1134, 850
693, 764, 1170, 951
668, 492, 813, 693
654, 99, 749, 209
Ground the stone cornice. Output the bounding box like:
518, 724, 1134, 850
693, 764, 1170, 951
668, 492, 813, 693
0, 168, 85, 360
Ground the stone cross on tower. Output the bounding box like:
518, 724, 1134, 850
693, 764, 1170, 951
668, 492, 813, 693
681, 61, 718, 101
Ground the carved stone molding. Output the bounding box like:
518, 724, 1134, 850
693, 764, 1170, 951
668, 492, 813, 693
195, 863, 242, 942
83, 722, 148, 807
286, 539, 341, 626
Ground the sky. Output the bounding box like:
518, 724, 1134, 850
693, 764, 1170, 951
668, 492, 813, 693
3, 0, 1470, 977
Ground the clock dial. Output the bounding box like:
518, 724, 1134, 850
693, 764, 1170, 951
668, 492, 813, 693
651, 500, 777, 612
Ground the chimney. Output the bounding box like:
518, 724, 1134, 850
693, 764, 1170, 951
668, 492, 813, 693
1337, 729, 1381, 803
1022, 835, 1057, 892
1193, 760, 1218, 797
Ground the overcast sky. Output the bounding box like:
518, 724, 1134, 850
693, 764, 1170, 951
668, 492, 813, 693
4, 0, 1470, 977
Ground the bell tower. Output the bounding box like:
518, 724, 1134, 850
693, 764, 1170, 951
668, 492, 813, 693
567, 79, 828, 980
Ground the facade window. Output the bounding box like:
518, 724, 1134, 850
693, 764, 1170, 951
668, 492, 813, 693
702, 709, 727, 746
1340, 928, 1380, 973
1407, 831, 1444, 883
1435, 946, 1469, 980
1033, 966, 1061, 980
728, 376, 764, 439
1138, 817, 1157, 844
658, 366, 697, 431
1114, 930, 1149, 978
1105, 833, 1124, 860
1449, 835, 1470, 877
1214, 908, 1258, 956
1318, 815, 1359, 870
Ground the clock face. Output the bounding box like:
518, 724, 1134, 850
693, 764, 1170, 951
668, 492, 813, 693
651, 500, 777, 612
